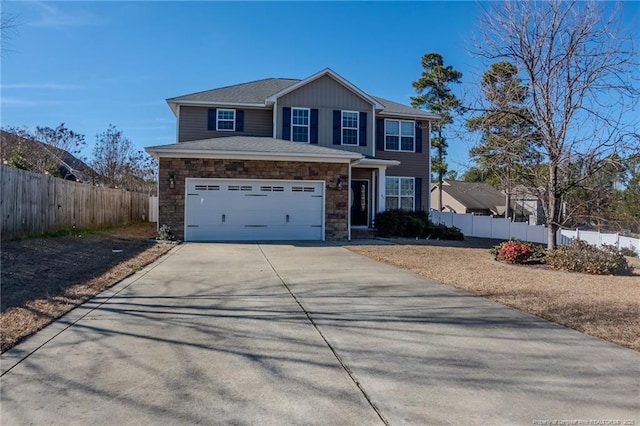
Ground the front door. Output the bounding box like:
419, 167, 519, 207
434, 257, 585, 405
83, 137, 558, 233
351, 180, 369, 227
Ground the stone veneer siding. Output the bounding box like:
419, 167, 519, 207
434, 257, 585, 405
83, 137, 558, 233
159, 158, 349, 240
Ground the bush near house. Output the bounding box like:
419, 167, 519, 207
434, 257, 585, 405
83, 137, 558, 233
546, 240, 632, 276
375, 209, 464, 240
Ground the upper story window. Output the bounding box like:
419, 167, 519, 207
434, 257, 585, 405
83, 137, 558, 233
291, 108, 310, 143
385, 119, 415, 152
216, 109, 236, 131
342, 111, 359, 145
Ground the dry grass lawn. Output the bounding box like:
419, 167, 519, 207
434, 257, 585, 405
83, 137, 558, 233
348, 241, 640, 351
1, 223, 174, 352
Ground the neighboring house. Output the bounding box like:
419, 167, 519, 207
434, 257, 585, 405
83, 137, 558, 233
510, 185, 546, 225
430, 180, 508, 216
145, 68, 438, 241
1, 130, 96, 183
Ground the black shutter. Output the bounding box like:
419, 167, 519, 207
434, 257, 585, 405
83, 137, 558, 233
282, 107, 291, 140
415, 121, 423, 153
415, 177, 422, 211
310, 109, 319, 144
359, 112, 367, 146
376, 118, 384, 151
333, 110, 341, 145
236, 110, 244, 132
207, 108, 217, 131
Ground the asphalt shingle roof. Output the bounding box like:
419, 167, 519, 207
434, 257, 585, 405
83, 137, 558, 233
371, 96, 436, 119
437, 180, 506, 213
167, 78, 299, 104
146, 136, 363, 159
167, 75, 437, 119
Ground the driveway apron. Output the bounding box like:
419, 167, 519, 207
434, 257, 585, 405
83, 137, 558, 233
0, 244, 382, 425
2, 242, 639, 425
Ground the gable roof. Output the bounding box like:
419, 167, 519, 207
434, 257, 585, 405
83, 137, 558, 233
166, 69, 438, 120
434, 180, 506, 214
146, 136, 362, 163
265, 68, 383, 109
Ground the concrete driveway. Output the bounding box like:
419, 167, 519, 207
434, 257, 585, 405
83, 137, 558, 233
1, 243, 638, 425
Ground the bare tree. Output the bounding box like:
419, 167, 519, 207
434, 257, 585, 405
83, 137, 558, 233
1, 124, 86, 178
91, 124, 156, 192
475, 0, 639, 248
1, 12, 19, 56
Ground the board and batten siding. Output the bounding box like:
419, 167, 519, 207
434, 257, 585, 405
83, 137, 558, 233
178, 106, 272, 142
276, 75, 374, 155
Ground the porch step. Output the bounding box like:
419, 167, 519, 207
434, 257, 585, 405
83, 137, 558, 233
351, 228, 377, 239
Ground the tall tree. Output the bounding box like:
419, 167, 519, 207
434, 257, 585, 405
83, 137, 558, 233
466, 61, 541, 219
411, 52, 462, 211
475, 0, 639, 248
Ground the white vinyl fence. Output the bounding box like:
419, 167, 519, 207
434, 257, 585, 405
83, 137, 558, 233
149, 195, 158, 222
430, 211, 640, 253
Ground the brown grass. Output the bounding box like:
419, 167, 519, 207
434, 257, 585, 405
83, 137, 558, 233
348, 241, 640, 351
1, 223, 174, 352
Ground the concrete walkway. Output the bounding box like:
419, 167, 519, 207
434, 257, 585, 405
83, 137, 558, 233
1, 243, 638, 425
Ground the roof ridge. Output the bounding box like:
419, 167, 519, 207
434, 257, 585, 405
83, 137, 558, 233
167, 77, 301, 101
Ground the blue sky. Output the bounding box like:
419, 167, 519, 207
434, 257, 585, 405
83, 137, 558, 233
2, 1, 638, 175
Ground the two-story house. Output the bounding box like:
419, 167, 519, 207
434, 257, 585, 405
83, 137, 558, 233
146, 68, 438, 241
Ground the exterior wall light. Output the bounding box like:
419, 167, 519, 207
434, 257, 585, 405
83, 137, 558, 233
169, 175, 175, 189
336, 177, 342, 191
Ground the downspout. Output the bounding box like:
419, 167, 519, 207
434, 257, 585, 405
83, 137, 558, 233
272, 100, 278, 139
427, 120, 432, 215
348, 159, 353, 241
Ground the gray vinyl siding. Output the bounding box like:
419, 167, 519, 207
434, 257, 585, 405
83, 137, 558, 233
377, 122, 430, 211
277, 75, 374, 155
178, 106, 272, 142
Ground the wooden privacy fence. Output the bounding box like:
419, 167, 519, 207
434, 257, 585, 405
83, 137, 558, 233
1, 165, 149, 238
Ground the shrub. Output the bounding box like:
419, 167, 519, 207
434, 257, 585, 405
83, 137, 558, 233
158, 224, 175, 241
375, 210, 401, 237
405, 216, 425, 238
546, 240, 632, 276
619, 246, 638, 258
491, 240, 547, 264
496, 241, 533, 264
374, 210, 464, 240
436, 224, 464, 240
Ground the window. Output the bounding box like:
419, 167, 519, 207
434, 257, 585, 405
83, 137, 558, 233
217, 109, 235, 131
342, 111, 359, 145
385, 177, 415, 210
291, 108, 310, 143
385, 119, 415, 151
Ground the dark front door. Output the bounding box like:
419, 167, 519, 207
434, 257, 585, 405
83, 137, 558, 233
351, 180, 369, 226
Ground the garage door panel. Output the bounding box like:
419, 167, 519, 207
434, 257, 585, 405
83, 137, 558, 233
185, 179, 325, 241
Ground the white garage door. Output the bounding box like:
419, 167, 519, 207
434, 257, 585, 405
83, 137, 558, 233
185, 178, 324, 241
